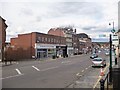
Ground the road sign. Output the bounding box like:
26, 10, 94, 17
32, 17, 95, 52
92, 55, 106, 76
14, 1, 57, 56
111, 29, 115, 33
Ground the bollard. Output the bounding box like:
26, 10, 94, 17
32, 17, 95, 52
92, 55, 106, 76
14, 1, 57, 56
115, 57, 117, 65
100, 79, 105, 90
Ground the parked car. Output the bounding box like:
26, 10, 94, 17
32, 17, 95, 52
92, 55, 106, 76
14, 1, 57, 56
90, 53, 98, 59
105, 52, 109, 56
92, 57, 106, 67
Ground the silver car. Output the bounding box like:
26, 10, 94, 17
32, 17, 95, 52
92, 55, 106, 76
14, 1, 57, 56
92, 58, 106, 67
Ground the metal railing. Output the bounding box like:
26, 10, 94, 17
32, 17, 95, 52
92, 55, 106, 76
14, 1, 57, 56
100, 72, 110, 90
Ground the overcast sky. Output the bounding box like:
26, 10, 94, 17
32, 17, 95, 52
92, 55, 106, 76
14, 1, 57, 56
0, 0, 119, 42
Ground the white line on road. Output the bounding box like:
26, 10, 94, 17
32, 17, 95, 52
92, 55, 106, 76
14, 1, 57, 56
76, 73, 82, 77
82, 70, 84, 72
41, 66, 59, 71
76, 73, 80, 76
1, 74, 24, 80
62, 61, 71, 64
15, 69, 22, 75
32, 66, 40, 71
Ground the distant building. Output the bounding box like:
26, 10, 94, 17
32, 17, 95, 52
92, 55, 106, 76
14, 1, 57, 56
9, 32, 66, 60
48, 27, 76, 56
77, 33, 92, 54
0, 16, 8, 61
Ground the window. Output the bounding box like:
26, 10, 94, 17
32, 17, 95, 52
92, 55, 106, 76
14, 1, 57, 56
48, 38, 50, 42
51, 38, 53, 42
38, 37, 41, 41
42, 37, 44, 42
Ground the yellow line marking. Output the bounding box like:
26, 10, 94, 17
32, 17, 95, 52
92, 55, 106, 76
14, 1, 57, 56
93, 64, 109, 89
76, 73, 82, 77
76, 73, 80, 76
82, 70, 84, 72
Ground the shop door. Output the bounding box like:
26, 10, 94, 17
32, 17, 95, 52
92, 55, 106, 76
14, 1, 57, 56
37, 52, 41, 58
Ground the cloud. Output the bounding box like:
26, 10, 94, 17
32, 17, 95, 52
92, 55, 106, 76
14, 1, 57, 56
1, 1, 118, 42
21, 8, 33, 16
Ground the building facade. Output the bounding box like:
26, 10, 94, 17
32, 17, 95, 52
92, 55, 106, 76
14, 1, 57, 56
77, 33, 92, 54
48, 27, 76, 56
10, 32, 66, 60
0, 16, 7, 61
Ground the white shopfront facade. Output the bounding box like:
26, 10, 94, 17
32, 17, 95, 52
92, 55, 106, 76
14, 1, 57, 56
35, 43, 56, 58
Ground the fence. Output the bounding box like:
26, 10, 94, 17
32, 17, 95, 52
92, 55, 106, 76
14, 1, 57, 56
100, 72, 110, 90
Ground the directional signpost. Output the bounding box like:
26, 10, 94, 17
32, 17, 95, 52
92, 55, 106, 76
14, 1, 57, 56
111, 29, 115, 33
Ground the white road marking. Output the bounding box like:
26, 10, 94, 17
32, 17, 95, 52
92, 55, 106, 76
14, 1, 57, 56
62, 61, 71, 64
76, 73, 80, 76
76, 81, 81, 84
32, 66, 40, 71
82, 70, 84, 72
41, 66, 58, 71
76, 73, 82, 77
0, 74, 24, 80
15, 69, 22, 75
65, 62, 75, 65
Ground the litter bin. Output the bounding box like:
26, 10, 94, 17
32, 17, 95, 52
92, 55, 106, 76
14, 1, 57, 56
112, 68, 120, 90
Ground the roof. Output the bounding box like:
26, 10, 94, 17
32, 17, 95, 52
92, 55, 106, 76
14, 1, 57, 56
77, 33, 89, 38
0, 16, 8, 27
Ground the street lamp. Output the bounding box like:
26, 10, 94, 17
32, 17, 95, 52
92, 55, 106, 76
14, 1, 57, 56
109, 22, 115, 83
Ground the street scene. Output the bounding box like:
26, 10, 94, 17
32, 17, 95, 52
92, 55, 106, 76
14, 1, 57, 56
2, 51, 109, 88
0, 0, 120, 90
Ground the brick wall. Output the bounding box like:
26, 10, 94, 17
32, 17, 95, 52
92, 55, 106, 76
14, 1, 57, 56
10, 33, 36, 60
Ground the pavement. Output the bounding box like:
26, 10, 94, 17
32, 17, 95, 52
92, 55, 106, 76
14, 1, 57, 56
67, 53, 117, 89
67, 63, 109, 89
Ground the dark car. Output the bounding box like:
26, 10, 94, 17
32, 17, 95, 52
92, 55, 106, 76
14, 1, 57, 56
90, 53, 98, 59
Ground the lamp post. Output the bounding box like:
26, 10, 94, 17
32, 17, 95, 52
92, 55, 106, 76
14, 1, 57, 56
109, 22, 115, 83
109, 34, 112, 83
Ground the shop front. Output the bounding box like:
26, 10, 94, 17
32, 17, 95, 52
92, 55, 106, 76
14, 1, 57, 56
35, 43, 56, 59
56, 45, 67, 57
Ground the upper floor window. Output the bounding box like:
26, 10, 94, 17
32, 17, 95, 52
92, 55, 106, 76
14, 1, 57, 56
38, 37, 41, 41
45, 38, 47, 42
42, 37, 44, 42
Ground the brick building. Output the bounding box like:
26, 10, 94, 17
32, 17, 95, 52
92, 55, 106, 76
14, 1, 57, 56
48, 27, 76, 56
77, 33, 92, 54
9, 32, 66, 60
0, 16, 8, 61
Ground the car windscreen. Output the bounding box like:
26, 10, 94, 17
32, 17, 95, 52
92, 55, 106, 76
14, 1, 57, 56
93, 59, 102, 61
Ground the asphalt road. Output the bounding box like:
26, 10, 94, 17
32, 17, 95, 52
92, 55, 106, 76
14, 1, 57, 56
2, 52, 108, 88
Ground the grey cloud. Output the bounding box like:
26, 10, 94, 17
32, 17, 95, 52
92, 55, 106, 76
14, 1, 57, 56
82, 25, 112, 34
36, 16, 42, 22
82, 26, 97, 30
46, 2, 103, 19
21, 8, 33, 16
